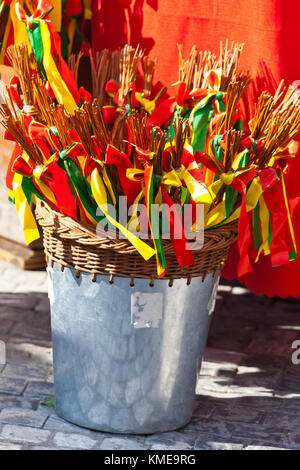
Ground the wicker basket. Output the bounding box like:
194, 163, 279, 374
36, 200, 238, 283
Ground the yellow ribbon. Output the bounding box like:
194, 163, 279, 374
201, 176, 263, 229
280, 169, 297, 257
91, 168, 155, 261
32, 166, 57, 208
10, 0, 32, 49
135, 92, 156, 114
39, 20, 78, 114
255, 195, 271, 262
12, 173, 40, 245
127, 189, 145, 233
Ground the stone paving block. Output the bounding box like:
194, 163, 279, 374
183, 417, 233, 439
24, 381, 54, 399
1, 363, 50, 381
236, 396, 285, 412
34, 296, 50, 314
28, 446, 71, 451
4, 338, 52, 366
230, 373, 280, 394
194, 439, 244, 451
228, 422, 284, 446
52, 432, 98, 450
246, 329, 300, 358
145, 431, 196, 448
222, 298, 270, 321
0, 443, 23, 450
199, 362, 238, 378
244, 445, 287, 451
11, 313, 51, 341
282, 431, 300, 449
263, 412, 300, 429
0, 321, 15, 336
44, 414, 98, 436
0, 377, 26, 396
203, 348, 246, 366
0, 408, 47, 428
98, 437, 149, 450
0, 293, 39, 311
0, 396, 40, 410
274, 368, 300, 398
192, 397, 215, 419
209, 315, 257, 344
282, 397, 300, 411
197, 376, 231, 394
207, 335, 250, 353
280, 365, 300, 385
269, 298, 300, 315
210, 404, 263, 424
150, 442, 193, 450
0, 424, 51, 444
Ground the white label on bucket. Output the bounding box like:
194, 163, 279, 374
131, 292, 163, 329
207, 275, 220, 316
47, 267, 55, 306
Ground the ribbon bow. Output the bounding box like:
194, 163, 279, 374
196, 151, 259, 276
255, 166, 298, 268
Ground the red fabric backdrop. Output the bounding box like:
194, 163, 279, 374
92, 0, 300, 297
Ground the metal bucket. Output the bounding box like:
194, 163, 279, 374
48, 262, 219, 434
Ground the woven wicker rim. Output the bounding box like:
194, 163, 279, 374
36, 200, 238, 284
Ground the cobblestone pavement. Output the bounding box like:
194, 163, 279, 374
0, 259, 299, 450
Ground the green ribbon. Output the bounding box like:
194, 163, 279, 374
59, 152, 101, 223
26, 19, 47, 79
224, 149, 250, 217
192, 92, 225, 153
150, 174, 166, 274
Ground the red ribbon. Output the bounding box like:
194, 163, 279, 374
161, 186, 195, 268
258, 168, 292, 267
196, 151, 256, 276
105, 144, 141, 207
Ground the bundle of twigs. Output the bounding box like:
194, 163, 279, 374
256, 85, 300, 168
0, 102, 42, 164
178, 44, 217, 91
218, 40, 244, 92
89, 49, 120, 106
118, 45, 144, 108
6, 44, 36, 109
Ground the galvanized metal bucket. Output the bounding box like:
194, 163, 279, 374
48, 262, 219, 434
